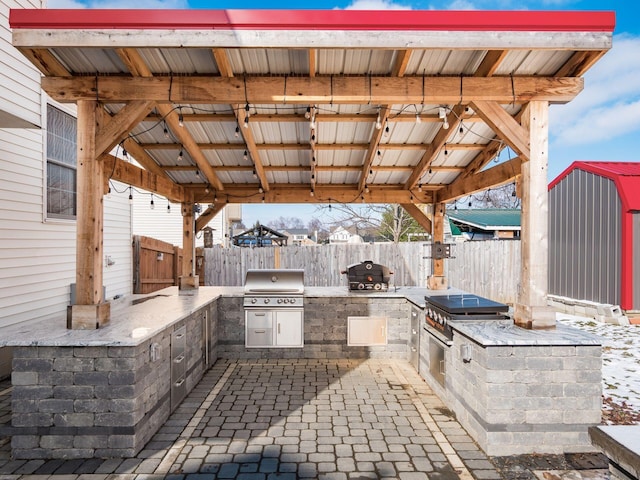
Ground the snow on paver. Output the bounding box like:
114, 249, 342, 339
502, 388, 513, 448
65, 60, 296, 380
557, 314, 640, 421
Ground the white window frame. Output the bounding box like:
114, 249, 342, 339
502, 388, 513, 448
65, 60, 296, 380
43, 98, 77, 223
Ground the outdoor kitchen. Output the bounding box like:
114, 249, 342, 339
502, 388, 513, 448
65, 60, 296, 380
1, 259, 602, 459
0, 6, 622, 475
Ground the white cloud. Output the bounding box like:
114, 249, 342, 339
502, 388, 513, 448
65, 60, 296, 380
343, 0, 412, 10
551, 34, 640, 146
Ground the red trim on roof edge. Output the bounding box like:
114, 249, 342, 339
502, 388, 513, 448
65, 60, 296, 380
9, 9, 615, 32
549, 161, 640, 211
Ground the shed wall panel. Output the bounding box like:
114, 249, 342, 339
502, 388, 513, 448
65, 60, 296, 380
549, 169, 621, 305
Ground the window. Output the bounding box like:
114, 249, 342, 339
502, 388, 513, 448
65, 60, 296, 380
46, 105, 77, 219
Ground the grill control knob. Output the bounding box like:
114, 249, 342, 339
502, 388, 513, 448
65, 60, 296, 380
277, 298, 283, 304
251, 298, 257, 304
358, 283, 365, 290
264, 298, 270, 304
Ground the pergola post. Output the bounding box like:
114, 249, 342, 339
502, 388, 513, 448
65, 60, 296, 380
179, 200, 199, 293
67, 100, 110, 329
514, 101, 555, 329
428, 202, 448, 290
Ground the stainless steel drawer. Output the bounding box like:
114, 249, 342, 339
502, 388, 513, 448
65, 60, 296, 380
246, 327, 273, 347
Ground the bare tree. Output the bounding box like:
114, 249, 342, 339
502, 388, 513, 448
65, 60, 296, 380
451, 184, 520, 210
269, 216, 305, 230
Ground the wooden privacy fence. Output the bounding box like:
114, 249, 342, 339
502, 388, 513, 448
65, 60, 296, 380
133, 236, 183, 294
204, 240, 521, 304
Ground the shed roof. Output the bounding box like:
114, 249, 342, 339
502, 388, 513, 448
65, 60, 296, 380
448, 208, 521, 231
549, 161, 640, 212
9, 8, 615, 209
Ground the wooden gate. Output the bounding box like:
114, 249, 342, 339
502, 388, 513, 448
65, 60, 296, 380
132, 235, 183, 294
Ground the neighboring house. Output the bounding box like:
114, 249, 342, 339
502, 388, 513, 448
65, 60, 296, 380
131, 193, 241, 248
549, 161, 640, 311
282, 228, 315, 246
448, 209, 521, 240
329, 226, 357, 244
0, 0, 132, 378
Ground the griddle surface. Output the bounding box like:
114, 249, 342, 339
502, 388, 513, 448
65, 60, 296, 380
426, 294, 508, 314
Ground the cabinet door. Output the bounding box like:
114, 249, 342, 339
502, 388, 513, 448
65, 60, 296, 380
274, 309, 304, 347
347, 316, 387, 346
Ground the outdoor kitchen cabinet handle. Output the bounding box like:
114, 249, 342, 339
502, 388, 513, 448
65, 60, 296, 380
174, 354, 185, 364
278, 323, 281, 334
254, 312, 266, 316
254, 329, 266, 334
174, 378, 185, 387
439, 360, 445, 376
174, 332, 184, 339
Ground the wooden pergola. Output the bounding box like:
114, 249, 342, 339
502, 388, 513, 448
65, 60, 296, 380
9, 9, 614, 329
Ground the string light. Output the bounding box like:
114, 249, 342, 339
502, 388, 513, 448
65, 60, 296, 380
384, 120, 390, 137
262, 195, 265, 203
150, 194, 155, 210
177, 149, 183, 163
310, 188, 315, 197
178, 108, 184, 127
243, 104, 250, 128
122, 146, 128, 158
163, 123, 170, 139
128, 186, 133, 204
258, 186, 263, 194
310, 108, 317, 130
252, 168, 257, 178
243, 150, 248, 161
444, 143, 448, 156
375, 107, 382, 130
418, 184, 423, 192
305, 106, 311, 120
235, 126, 240, 138
365, 184, 370, 193
415, 112, 421, 124
167, 202, 171, 213
205, 184, 210, 194
196, 170, 200, 177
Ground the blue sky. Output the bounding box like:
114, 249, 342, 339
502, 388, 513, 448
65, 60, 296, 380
48, 0, 640, 228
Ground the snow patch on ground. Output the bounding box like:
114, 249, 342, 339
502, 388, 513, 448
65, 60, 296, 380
557, 314, 640, 423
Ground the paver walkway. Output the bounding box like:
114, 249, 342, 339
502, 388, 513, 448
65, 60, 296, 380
0, 359, 607, 479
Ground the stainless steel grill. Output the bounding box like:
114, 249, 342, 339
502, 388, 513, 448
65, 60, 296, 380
243, 269, 304, 308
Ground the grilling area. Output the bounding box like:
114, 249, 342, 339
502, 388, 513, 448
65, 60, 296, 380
0, 6, 618, 468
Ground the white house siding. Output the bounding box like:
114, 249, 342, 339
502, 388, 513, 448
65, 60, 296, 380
0, 0, 42, 128
103, 180, 133, 300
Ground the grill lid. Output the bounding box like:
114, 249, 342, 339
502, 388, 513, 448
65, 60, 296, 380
426, 294, 508, 314
244, 269, 304, 295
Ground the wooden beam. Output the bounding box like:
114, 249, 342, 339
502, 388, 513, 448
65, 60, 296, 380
163, 164, 463, 174
41, 75, 584, 104
18, 47, 71, 76
97, 101, 155, 156
436, 157, 522, 203
138, 142, 484, 152
308, 48, 316, 77
213, 47, 270, 192
404, 104, 465, 189
102, 154, 185, 203
74, 100, 105, 311
471, 100, 530, 160
554, 50, 607, 77
121, 137, 171, 179
195, 203, 225, 232
116, 48, 224, 192
514, 100, 555, 329
427, 202, 447, 290
189, 184, 435, 204
401, 203, 431, 233
143, 112, 483, 123
180, 201, 197, 288
474, 50, 507, 77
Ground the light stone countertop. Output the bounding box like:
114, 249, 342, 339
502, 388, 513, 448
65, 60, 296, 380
0, 286, 242, 348
452, 320, 602, 346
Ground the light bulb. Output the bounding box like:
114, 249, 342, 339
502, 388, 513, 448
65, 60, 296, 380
177, 149, 183, 162
178, 110, 184, 127
167, 203, 171, 213
375, 109, 382, 130
150, 195, 155, 210
235, 126, 239, 138
443, 119, 449, 130
415, 113, 421, 124
128, 187, 133, 204
243, 150, 248, 161
418, 184, 423, 192
164, 126, 169, 138
305, 106, 311, 119
310, 189, 314, 197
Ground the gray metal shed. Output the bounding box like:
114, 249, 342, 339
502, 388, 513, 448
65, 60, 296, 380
549, 161, 640, 311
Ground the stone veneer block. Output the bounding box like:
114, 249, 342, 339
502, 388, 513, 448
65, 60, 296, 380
9, 302, 214, 459
419, 320, 602, 456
